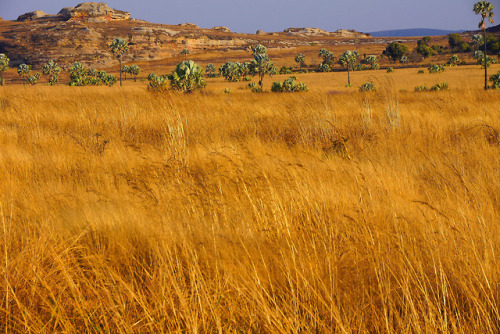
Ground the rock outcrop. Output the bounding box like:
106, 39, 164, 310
212, 26, 231, 33
57, 2, 130, 22
17, 11, 47, 21
284, 27, 370, 38
256, 29, 266, 35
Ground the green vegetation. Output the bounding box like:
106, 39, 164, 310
359, 81, 376, 92
271, 76, 308, 92
249, 44, 275, 90
42, 60, 62, 85
17, 63, 32, 85
490, 70, 500, 88
295, 53, 305, 71
383, 42, 409, 62
0, 54, 9, 85
169, 60, 205, 93
129, 65, 140, 82
473, 1, 495, 90
428, 64, 445, 73
181, 48, 190, 60
339, 50, 359, 86
110, 38, 129, 87
69, 62, 117, 86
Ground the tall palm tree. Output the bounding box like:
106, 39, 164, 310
339, 50, 359, 87
110, 38, 129, 87
473, 1, 495, 90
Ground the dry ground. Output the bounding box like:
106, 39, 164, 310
0, 66, 499, 332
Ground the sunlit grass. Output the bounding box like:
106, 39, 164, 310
0, 66, 499, 332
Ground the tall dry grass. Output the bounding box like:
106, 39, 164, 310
0, 74, 499, 332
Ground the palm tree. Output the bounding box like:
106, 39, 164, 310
17, 64, 32, 85
42, 60, 62, 85
129, 65, 140, 82
181, 48, 190, 61
249, 44, 274, 90
295, 53, 305, 71
473, 1, 495, 90
122, 65, 130, 81
110, 38, 129, 86
0, 54, 9, 86
339, 50, 359, 87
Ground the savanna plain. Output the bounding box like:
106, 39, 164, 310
0, 65, 499, 332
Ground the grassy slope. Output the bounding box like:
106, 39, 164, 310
0, 66, 499, 332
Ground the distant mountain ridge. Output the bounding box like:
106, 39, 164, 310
370, 28, 463, 37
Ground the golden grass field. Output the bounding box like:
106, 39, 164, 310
0, 64, 499, 332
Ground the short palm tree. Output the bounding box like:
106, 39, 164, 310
17, 64, 32, 85
295, 53, 305, 71
339, 50, 359, 87
0, 54, 9, 86
473, 1, 495, 90
181, 48, 190, 61
110, 38, 129, 86
129, 65, 140, 82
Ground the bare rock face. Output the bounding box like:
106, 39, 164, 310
57, 2, 130, 22
284, 27, 331, 37
17, 10, 47, 21
178, 23, 199, 29
256, 29, 266, 35
212, 26, 231, 33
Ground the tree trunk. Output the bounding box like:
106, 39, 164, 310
347, 66, 351, 86
119, 57, 123, 87
0, 72, 3, 86
483, 28, 488, 90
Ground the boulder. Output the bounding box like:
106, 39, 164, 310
57, 2, 130, 22
17, 10, 47, 21
213, 26, 231, 33
256, 29, 266, 35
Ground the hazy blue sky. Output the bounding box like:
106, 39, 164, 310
1, 0, 499, 33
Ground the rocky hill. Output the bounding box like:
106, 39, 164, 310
0, 2, 373, 67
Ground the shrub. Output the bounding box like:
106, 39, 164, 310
26, 73, 41, 85
247, 82, 257, 89
0, 54, 9, 86
359, 82, 376, 92
147, 73, 169, 91
318, 64, 330, 72
169, 60, 206, 93
271, 76, 308, 93
387, 67, 394, 73
428, 65, 445, 74
430, 82, 449, 91
417, 70, 425, 74
490, 71, 500, 89
414, 85, 428, 92
220, 61, 243, 82
383, 42, 409, 62
223, 88, 231, 94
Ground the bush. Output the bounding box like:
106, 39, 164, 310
223, 88, 231, 94
417, 70, 425, 74
490, 71, 500, 89
430, 82, 449, 91
147, 73, 169, 91
26, 73, 41, 85
414, 85, 428, 92
271, 76, 308, 93
318, 64, 330, 72
359, 82, 376, 92
387, 67, 394, 73
169, 60, 206, 93
247, 82, 257, 89
428, 65, 445, 74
